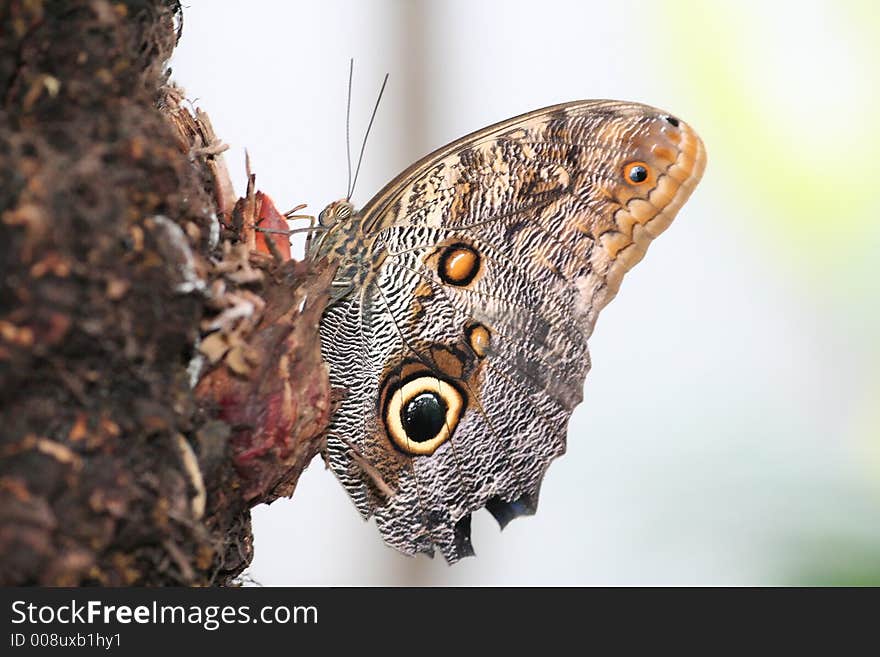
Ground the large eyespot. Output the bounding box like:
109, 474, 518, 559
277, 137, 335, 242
623, 161, 651, 185
384, 375, 464, 455
438, 243, 481, 286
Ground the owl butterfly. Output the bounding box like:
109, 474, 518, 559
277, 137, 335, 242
307, 100, 706, 562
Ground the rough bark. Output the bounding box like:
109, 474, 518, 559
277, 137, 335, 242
0, 0, 332, 586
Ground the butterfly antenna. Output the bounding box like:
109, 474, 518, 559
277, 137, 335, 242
348, 72, 389, 201
345, 58, 354, 199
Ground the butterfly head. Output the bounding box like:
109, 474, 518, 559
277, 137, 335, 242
309, 198, 368, 279
318, 199, 356, 228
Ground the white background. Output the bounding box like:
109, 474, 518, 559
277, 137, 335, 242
172, 1, 880, 585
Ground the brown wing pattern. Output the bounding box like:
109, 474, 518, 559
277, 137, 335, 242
313, 100, 706, 561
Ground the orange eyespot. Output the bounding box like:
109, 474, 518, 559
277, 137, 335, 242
438, 243, 481, 286
623, 161, 651, 186
464, 322, 491, 358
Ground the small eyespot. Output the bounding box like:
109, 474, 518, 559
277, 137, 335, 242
464, 322, 491, 358
664, 116, 680, 127
623, 161, 650, 185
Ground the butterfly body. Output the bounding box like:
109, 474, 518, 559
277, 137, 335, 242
309, 100, 706, 562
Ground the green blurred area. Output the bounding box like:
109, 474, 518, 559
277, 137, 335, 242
668, 1, 878, 270
788, 536, 880, 586
665, 0, 879, 586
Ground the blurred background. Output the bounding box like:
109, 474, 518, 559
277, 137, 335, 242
171, 0, 880, 585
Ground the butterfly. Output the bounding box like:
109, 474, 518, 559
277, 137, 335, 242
306, 100, 706, 562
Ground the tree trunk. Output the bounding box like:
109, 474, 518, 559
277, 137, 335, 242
0, 0, 332, 586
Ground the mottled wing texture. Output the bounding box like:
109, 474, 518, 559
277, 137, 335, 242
315, 100, 706, 562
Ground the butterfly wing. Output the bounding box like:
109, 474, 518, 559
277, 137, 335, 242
319, 100, 706, 562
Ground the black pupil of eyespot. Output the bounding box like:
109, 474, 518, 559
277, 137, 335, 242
629, 165, 648, 183
401, 392, 447, 443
